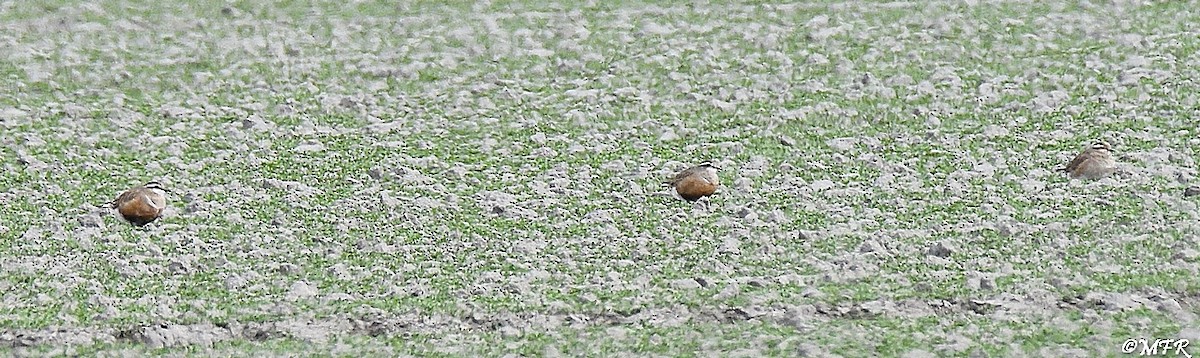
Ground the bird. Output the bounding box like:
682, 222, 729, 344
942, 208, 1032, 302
106, 181, 169, 227
1060, 141, 1117, 180
665, 162, 720, 202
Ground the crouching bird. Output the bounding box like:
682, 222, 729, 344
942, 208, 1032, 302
666, 162, 720, 202
106, 181, 169, 227
1061, 141, 1117, 180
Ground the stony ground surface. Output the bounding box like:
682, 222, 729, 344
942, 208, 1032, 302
1, 0, 1199, 356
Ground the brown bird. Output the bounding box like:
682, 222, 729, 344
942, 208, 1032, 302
107, 181, 169, 227
1061, 141, 1117, 180
665, 162, 720, 202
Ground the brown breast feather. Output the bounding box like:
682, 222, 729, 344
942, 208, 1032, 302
675, 175, 716, 201
115, 189, 163, 224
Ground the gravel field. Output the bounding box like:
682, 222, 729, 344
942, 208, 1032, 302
1, 0, 1199, 356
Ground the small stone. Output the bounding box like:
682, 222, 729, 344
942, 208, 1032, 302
926, 255, 953, 266
827, 137, 856, 151
779, 135, 796, 147
293, 141, 325, 153
764, 209, 786, 223
859, 73, 872, 85
858, 239, 883, 253
659, 129, 679, 142
927, 241, 956, 258
1179, 327, 1200, 341
1085, 292, 1140, 311
543, 345, 563, 358
223, 275, 247, 290
1155, 297, 1183, 315
0, 107, 29, 120
1185, 186, 1200, 197
289, 281, 318, 299
368, 167, 387, 180
671, 278, 701, 290
796, 343, 824, 357
859, 300, 889, 315
979, 276, 995, 291
259, 179, 285, 190
902, 349, 937, 358
1173, 249, 1199, 261
734, 177, 753, 192
277, 263, 300, 275
77, 214, 104, 228
324, 292, 354, 302
499, 325, 521, 337
810, 179, 835, 191
714, 284, 740, 300
736, 207, 753, 218
166, 259, 189, 275
996, 222, 1013, 237
724, 307, 753, 321
720, 237, 740, 254
982, 125, 1009, 138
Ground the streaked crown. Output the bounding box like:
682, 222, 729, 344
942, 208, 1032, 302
699, 161, 720, 171
1091, 141, 1112, 152
142, 181, 169, 193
